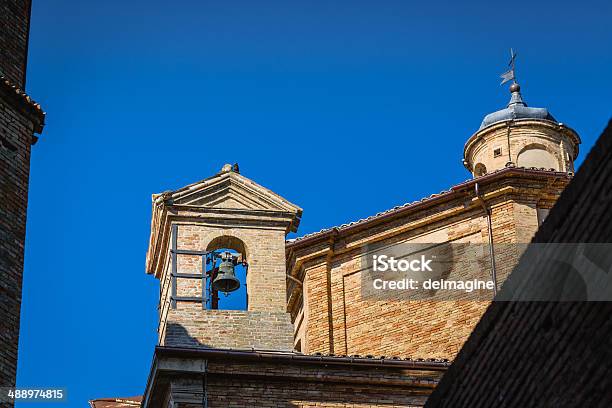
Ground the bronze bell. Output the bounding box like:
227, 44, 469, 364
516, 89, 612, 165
212, 258, 240, 293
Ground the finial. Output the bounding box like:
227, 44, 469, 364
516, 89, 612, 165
507, 82, 525, 107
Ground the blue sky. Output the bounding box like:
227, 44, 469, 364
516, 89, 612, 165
16, 0, 612, 405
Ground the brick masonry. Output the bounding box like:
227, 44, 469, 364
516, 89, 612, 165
130, 90, 582, 407
287, 169, 571, 359
0, 0, 44, 395
425, 120, 612, 407
464, 120, 580, 176
144, 347, 447, 408
0, 88, 33, 389
0, 0, 31, 87
146, 168, 302, 352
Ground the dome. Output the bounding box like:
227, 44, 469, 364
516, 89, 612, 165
464, 81, 581, 179
479, 83, 557, 130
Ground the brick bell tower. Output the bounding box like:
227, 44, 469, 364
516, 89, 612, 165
0, 0, 45, 391
145, 164, 302, 351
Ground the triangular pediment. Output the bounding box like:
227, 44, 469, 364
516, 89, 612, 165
165, 170, 302, 214
146, 168, 302, 277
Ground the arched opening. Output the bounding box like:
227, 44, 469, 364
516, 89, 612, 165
474, 163, 487, 177
206, 236, 248, 311
517, 144, 559, 170
206, 235, 248, 258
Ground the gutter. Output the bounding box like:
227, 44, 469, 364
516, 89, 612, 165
474, 182, 498, 296
155, 346, 451, 371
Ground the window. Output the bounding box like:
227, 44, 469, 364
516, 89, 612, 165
474, 163, 487, 177
493, 147, 502, 158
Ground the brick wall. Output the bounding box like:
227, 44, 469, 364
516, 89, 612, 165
287, 171, 570, 359
425, 120, 612, 407
147, 169, 302, 352
464, 119, 580, 176
0, 95, 33, 389
157, 223, 295, 351
0, 0, 31, 87
0, 0, 40, 393
145, 348, 448, 408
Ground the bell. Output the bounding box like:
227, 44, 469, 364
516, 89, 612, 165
212, 259, 240, 293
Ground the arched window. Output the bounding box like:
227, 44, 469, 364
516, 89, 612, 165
517, 144, 559, 170
474, 163, 487, 177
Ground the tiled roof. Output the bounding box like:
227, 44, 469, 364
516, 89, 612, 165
0, 75, 45, 133
154, 345, 451, 369
88, 396, 142, 408
287, 166, 570, 245
308, 351, 450, 364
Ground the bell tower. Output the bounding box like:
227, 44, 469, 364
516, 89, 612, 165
145, 164, 302, 351
463, 82, 580, 177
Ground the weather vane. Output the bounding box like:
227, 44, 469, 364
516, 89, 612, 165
500, 48, 517, 85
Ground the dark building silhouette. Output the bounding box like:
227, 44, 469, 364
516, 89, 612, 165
426, 120, 612, 408
0, 0, 45, 392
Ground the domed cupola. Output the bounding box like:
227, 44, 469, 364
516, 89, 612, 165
464, 82, 581, 178
479, 83, 556, 129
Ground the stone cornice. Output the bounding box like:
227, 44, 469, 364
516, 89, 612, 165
146, 170, 302, 277
0, 75, 45, 135
285, 168, 571, 279
287, 168, 569, 251
143, 346, 448, 407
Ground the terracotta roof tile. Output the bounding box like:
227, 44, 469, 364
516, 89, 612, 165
0, 75, 45, 133
287, 166, 569, 245
89, 396, 142, 408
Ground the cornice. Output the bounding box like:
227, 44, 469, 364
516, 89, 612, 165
0, 75, 45, 136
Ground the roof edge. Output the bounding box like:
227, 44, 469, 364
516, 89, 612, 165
155, 345, 451, 370
0, 75, 45, 134
287, 167, 571, 248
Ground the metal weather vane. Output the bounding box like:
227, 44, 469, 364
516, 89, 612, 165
500, 48, 517, 85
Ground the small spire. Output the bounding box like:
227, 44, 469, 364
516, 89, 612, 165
507, 82, 526, 107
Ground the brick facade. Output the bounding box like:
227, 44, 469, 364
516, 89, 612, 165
0, 0, 31, 87
100, 82, 583, 407
0, 0, 44, 394
135, 166, 574, 407
144, 347, 448, 408
286, 168, 570, 359
425, 120, 612, 408
464, 120, 580, 176
145, 165, 302, 352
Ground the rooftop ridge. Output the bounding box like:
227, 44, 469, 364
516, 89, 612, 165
287, 166, 570, 245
